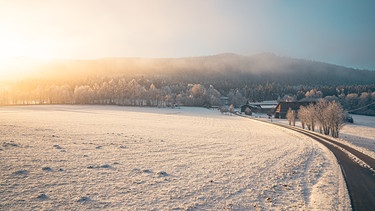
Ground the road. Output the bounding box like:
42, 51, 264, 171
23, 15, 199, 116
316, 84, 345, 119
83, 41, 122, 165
241, 115, 375, 211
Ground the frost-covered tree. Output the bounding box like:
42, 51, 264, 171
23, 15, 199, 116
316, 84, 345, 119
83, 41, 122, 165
307, 104, 317, 131
228, 89, 246, 107
298, 107, 307, 129
206, 85, 222, 107
74, 85, 94, 104
161, 85, 172, 107
190, 84, 205, 98
128, 79, 145, 106
305, 88, 323, 99
345, 93, 358, 110
326, 101, 345, 138
314, 99, 330, 135
359, 92, 371, 107
98, 82, 111, 104
298, 104, 316, 131
116, 79, 128, 105
189, 84, 207, 106
286, 108, 296, 126
148, 83, 160, 106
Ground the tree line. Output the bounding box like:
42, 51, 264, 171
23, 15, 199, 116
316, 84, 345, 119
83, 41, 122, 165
1, 76, 375, 114
0, 77, 225, 107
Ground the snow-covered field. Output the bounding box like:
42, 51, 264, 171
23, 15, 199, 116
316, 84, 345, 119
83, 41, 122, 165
0, 106, 350, 210
340, 115, 375, 152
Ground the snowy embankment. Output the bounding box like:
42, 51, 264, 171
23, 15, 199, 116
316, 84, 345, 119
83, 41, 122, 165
0, 106, 350, 210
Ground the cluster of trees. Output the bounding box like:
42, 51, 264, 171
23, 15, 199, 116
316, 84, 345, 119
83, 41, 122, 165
341, 92, 375, 115
287, 100, 346, 138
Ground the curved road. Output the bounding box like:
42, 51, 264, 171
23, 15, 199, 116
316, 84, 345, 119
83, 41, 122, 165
283, 125, 375, 211
241, 115, 375, 211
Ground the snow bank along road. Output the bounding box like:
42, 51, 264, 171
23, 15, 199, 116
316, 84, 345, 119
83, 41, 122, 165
241, 115, 375, 211
0, 106, 350, 210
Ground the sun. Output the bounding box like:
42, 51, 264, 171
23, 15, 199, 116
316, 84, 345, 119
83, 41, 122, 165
0, 34, 56, 80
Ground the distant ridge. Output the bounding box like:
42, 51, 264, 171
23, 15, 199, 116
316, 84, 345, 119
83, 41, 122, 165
1, 53, 374, 85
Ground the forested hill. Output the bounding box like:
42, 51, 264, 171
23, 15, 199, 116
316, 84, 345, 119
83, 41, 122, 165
9, 53, 375, 86
2, 53, 375, 114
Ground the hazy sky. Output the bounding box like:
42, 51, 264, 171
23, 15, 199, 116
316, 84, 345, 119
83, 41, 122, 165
1, 0, 375, 69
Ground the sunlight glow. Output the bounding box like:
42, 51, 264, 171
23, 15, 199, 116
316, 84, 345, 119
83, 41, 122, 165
0, 32, 56, 80
0, 34, 55, 60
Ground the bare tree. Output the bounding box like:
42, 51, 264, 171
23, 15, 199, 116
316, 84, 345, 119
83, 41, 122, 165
298, 106, 306, 129
298, 105, 315, 131
326, 101, 345, 138
307, 104, 316, 131
299, 106, 311, 130
286, 108, 296, 126
315, 99, 330, 135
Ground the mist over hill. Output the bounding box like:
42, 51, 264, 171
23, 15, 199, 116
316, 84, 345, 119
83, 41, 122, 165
4, 53, 375, 86
1, 53, 375, 116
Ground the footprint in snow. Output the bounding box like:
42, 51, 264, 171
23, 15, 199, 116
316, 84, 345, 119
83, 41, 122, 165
77, 196, 91, 203
100, 164, 111, 168
42, 167, 53, 171
12, 170, 28, 175
87, 164, 112, 169
53, 145, 63, 149
143, 169, 153, 173
36, 193, 48, 200
3, 142, 18, 147
157, 171, 169, 177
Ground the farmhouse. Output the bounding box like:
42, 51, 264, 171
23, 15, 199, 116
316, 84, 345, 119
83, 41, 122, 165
274, 101, 315, 119
241, 101, 278, 115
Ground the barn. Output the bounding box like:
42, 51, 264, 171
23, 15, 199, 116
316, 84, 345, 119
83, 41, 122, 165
274, 101, 315, 119
241, 101, 277, 115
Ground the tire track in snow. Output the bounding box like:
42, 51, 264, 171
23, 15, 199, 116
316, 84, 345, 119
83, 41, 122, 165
300, 142, 315, 205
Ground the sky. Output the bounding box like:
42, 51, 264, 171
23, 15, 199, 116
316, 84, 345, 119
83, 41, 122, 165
0, 0, 375, 70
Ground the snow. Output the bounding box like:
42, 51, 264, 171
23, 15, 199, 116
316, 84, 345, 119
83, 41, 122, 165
0, 105, 350, 210
340, 115, 375, 152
